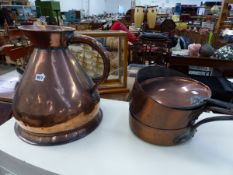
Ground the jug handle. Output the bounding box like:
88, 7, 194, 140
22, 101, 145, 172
69, 35, 110, 86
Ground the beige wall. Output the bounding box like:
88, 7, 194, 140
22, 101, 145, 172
105, 0, 131, 13
89, 0, 106, 15
59, 0, 83, 11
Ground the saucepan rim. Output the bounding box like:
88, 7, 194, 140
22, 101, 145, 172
134, 66, 212, 110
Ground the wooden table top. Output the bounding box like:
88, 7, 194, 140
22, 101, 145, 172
167, 55, 233, 77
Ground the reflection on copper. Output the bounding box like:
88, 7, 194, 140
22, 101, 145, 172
158, 88, 166, 92
50, 33, 61, 47
181, 86, 189, 92
12, 25, 110, 145
140, 77, 211, 108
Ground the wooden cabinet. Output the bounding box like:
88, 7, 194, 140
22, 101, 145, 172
215, 0, 233, 33
72, 30, 129, 94
167, 55, 233, 77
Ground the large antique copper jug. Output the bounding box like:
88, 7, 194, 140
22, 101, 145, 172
12, 25, 110, 145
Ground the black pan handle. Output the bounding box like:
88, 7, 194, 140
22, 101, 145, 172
208, 106, 233, 115
192, 98, 233, 129
192, 115, 233, 129
174, 99, 233, 145
204, 98, 233, 116
174, 114, 233, 144
205, 98, 233, 111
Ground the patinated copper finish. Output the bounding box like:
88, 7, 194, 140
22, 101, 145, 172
129, 66, 233, 146
12, 25, 110, 145
141, 77, 211, 108
130, 75, 206, 130
15, 110, 103, 145
129, 112, 193, 146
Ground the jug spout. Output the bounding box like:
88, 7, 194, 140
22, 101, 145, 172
18, 25, 74, 48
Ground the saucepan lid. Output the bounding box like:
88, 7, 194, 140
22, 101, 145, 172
141, 76, 212, 109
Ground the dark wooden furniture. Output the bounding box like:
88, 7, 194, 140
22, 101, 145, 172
166, 55, 233, 77
139, 35, 171, 65
129, 19, 176, 65
0, 28, 33, 69
215, 0, 233, 34
0, 101, 12, 125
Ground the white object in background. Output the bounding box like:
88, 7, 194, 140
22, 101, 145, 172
201, 22, 214, 30
172, 49, 189, 56
172, 38, 182, 51
222, 29, 233, 37
0, 70, 21, 94
118, 5, 124, 13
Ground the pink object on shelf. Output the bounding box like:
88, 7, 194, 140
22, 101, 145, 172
188, 43, 201, 56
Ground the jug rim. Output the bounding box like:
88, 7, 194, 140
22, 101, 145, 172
18, 25, 75, 32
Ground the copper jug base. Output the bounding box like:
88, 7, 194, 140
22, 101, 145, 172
129, 113, 194, 146
14, 110, 103, 146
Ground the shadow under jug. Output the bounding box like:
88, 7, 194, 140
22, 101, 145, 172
13, 25, 110, 145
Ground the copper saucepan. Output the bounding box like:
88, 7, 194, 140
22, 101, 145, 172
129, 66, 233, 145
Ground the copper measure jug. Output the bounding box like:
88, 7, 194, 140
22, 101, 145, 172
12, 25, 110, 145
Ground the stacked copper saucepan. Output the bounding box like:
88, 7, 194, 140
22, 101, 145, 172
129, 66, 233, 146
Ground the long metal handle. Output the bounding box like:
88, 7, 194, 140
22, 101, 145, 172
205, 98, 233, 111
193, 115, 233, 129
174, 114, 233, 144
192, 98, 233, 129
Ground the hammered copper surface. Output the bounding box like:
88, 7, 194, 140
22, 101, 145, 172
12, 25, 110, 145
